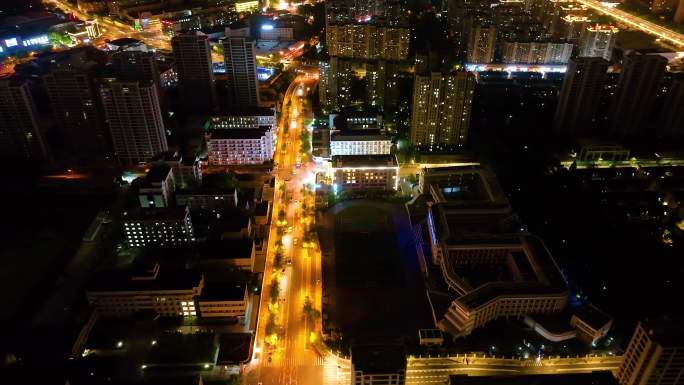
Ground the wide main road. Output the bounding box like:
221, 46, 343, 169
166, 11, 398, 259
42, 0, 171, 51
246, 72, 328, 385
575, 0, 684, 48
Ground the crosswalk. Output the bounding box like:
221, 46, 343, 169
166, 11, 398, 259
323, 357, 350, 385
264, 354, 326, 368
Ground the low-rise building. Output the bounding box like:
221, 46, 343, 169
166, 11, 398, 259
331, 154, 399, 191
85, 263, 203, 318
570, 305, 613, 345
199, 238, 255, 271
330, 130, 392, 156
175, 187, 238, 209
351, 345, 407, 385
198, 283, 249, 319
123, 207, 194, 247
422, 166, 567, 337
209, 107, 277, 129
138, 165, 175, 208
206, 128, 274, 165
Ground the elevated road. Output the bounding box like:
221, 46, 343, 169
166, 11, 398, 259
575, 0, 684, 48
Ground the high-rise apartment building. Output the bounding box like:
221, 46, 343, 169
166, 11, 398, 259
579, 24, 619, 61
101, 81, 167, 165
467, 24, 497, 63
553, 57, 608, 136
502, 41, 573, 64
222, 37, 260, 107
660, 74, 684, 136
111, 50, 161, 87
410, 72, 475, 147
43, 59, 109, 161
171, 31, 216, 111
323, 56, 354, 110
609, 53, 667, 137
326, 23, 410, 60
0, 78, 47, 159
365, 60, 398, 110
618, 318, 684, 385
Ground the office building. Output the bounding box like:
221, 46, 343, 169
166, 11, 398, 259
579, 24, 618, 61
467, 25, 496, 63
0, 78, 47, 159
171, 32, 216, 111
205, 128, 274, 165
138, 165, 175, 208
618, 318, 684, 385
86, 263, 204, 318
222, 37, 259, 107
101, 81, 167, 165
410, 72, 475, 147
326, 24, 410, 61
111, 50, 161, 90
330, 154, 399, 191
553, 57, 608, 136
609, 53, 667, 137
501, 41, 573, 64
660, 74, 684, 136
330, 130, 392, 156
351, 345, 407, 385
123, 207, 195, 247
208, 107, 276, 129
198, 283, 248, 319
43, 55, 109, 161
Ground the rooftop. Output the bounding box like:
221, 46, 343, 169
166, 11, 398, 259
221, 106, 276, 116
331, 130, 390, 142
217, 333, 253, 364
641, 317, 684, 346
145, 332, 218, 367
199, 283, 246, 302
449, 372, 619, 385
331, 154, 398, 168
451, 236, 567, 310
207, 128, 270, 140
123, 207, 189, 221
86, 266, 202, 293
200, 239, 254, 260
143, 165, 172, 184
351, 345, 407, 374
573, 305, 612, 330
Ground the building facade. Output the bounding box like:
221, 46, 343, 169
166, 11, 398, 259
43, 63, 109, 161
222, 37, 260, 107
579, 24, 618, 61
326, 24, 410, 60
501, 41, 573, 64
553, 57, 608, 136
660, 74, 684, 136
467, 25, 496, 63
111, 50, 161, 90
86, 263, 204, 318
197, 284, 248, 319
410, 72, 475, 147
206, 128, 274, 165
208, 107, 276, 129
0, 78, 47, 159
101, 81, 167, 165
330, 131, 392, 156
330, 154, 398, 191
609, 53, 667, 137
171, 32, 217, 112
618, 319, 684, 385
123, 207, 194, 247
